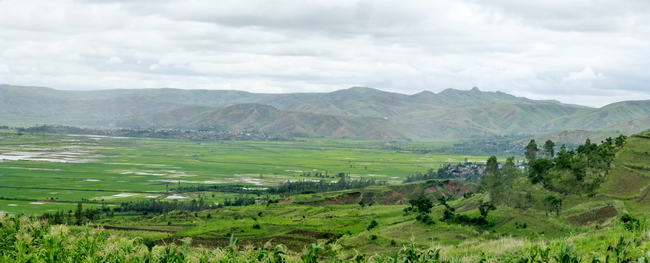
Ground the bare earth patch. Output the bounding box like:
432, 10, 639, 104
567, 205, 618, 225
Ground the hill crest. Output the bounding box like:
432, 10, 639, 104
2, 84, 649, 140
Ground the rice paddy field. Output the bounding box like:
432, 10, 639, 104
0, 129, 489, 215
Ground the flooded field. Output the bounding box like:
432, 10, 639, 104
0, 148, 101, 163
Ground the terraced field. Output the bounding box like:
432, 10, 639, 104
600, 131, 650, 202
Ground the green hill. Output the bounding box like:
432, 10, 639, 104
599, 130, 650, 204
546, 100, 650, 131
115, 104, 428, 139
525, 116, 650, 146
3, 84, 650, 139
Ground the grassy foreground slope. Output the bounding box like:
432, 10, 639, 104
599, 129, 650, 211
3, 182, 649, 262
3, 130, 650, 261
90, 130, 650, 260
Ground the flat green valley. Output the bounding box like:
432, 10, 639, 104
0, 128, 484, 215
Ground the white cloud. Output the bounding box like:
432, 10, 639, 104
0, 0, 649, 107
108, 56, 123, 64
563, 67, 604, 83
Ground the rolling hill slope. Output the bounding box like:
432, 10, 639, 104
114, 104, 428, 139
3, 84, 650, 139
599, 129, 650, 204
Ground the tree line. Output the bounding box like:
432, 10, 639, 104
481, 135, 627, 213
39, 194, 259, 225
40, 174, 384, 224
14, 124, 298, 141
267, 175, 386, 197
403, 161, 484, 184
171, 174, 386, 197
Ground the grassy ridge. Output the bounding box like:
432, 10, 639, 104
90, 191, 649, 260
600, 130, 650, 207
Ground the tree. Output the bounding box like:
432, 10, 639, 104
577, 138, 597, 154
437, 196, 452, 210
528, 158, 553, 184
615, 135, 627, 148
481, 156, 502, 202
543, 195, 563, 215
554, 144, 572, 170
74, 202, 84, 225
525, 140, 538, 162
543, 139, 555, 158
407, 195, 433, 214
501, 156, 521, 205
478, 201, 496, 218
502, 156, 519, 182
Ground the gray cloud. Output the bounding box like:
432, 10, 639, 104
0, 0, 648, 107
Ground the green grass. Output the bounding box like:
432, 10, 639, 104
87, 195, 649, 258
0, 131, 488, 214
3, 211, 650, 262
0, 199, 103, 215
4, 128, 650, 258
600, 134, 650, 199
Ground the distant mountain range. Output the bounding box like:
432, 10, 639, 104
2, 84, 649, 141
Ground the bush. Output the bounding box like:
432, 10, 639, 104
415, 213, 435, 225
515, 222, 528, 229
367, 220, 378, 230
620, 214, 641, 231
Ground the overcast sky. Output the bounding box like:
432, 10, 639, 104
1, 0, 649, 107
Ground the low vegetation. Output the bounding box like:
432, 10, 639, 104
2, 211, 650, 262
3, 124, 650, 262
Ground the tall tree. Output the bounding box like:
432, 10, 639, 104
554, 144, 572, 170
501, 156, 521, 205
482, 156, 502, 202
525, 139, 538, 162
529, 158, 553, 184
577, 138, 597, 154
74, 202, 84, 225
543, 139, 555, 158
